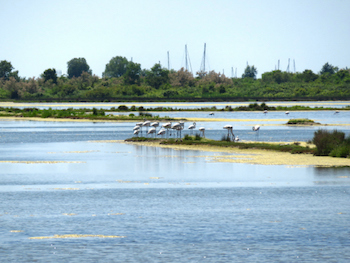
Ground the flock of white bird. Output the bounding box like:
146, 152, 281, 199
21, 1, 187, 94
132, 120, 252, 142
131, 110, 298, 140
132, 120, 206, 139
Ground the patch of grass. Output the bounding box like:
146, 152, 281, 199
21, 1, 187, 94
287, 119, 319, 125
154, 138, 315, 155
0, 107, 176, 121
313, 129, 350, 157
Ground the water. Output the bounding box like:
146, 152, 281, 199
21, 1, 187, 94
1, 109, 350, 262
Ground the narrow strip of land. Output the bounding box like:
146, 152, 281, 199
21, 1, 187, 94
124, 140, 350, 167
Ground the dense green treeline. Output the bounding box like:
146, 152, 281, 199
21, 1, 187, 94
1, 58, 349, 101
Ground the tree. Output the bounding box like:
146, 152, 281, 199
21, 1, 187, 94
319, 62, 338, 75
169, 68, 195, 87
300, 69, 318, 82
145, 63, 169, 89
42, 68, 57, 83
103, 56, 129, 78
242, 65, 258, 79
123, 62, 141, 85
67, 58, 91, 78
0, 60, 19, 80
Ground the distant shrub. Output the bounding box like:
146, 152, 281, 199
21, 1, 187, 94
313, 129, 345, 156
194, 133, 202, 140
287, 119, 316, 125
139, 112, 152, 117
92, 107, 105, 116
118, 105, 129, 111
184, 134, 193, 141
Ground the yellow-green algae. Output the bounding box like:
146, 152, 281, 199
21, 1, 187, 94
29, 234, 126, 239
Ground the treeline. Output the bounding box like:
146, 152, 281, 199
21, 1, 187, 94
0, 58, 349, 101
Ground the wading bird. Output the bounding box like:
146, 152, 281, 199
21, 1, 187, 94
171, 122, 184, 138
157, 128, 166, 137
133, 129, 140, 136
199, 127, 205, 138
209, 112, 214, 116
263, 110, 268, 114
223, 125, 235, 141
147, 127, 156, 137
150, 122, 159, 132
188, 122, 196, 134
161, 122, 172, 138
142, 120, 151, 133
285, 111, 289, 115
135, 121, 143, 135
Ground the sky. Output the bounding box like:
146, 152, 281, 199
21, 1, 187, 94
1, 0, 349, 79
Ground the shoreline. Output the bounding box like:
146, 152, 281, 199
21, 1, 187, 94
123, 140, 350, 167
1, 116, 350, 126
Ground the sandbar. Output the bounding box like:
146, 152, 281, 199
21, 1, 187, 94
124, 140, 350, 167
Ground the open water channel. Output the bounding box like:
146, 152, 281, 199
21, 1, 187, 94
1, 102, 350, 262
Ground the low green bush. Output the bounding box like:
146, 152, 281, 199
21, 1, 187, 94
313, 129, 349, 157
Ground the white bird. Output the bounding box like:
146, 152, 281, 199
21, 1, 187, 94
335, 110, 339, 114
175, 122, 185, 139
252, 125, 260, 131
263, 110, 268, 114
135, 121, 143, 135
157, 128, 166, 137
136, 121, 143, 126
133, 129, 140, 136
199, 127, 205, 138
162, 122, 172, 129
161, 122, 172, 138
142, 120, 151, 135
234, 136, 240, 142
171, 122, 183, 138
209, 112, 214, 116
133, 125, 141, 131
150, 122, 159, 129
188, 122, 196, 133
147, 127, 156, 137
285, 111, 289, 115
223, 125, 235, 141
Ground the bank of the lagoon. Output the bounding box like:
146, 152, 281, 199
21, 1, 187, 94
124, 139, 350, 167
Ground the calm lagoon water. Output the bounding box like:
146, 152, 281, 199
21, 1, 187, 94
1, 110, 350, 262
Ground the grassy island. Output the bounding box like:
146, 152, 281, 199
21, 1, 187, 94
0, 107, 178, 121
286, 119, 320, 125
126, 128, 350, 159
125, 136, 315, 155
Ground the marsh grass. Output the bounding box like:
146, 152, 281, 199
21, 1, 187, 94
139, 138, 315, 154
287, 119, 318, 125
0, 107, 174, 121
313, 129, 350, 158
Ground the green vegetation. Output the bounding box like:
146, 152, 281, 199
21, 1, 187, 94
287, 119, 319, 125
313, 130, 350, 158
1, 58, 350, 101
0, 107, 175, 121
126, 136, 315, 155
126, 129, 350, 159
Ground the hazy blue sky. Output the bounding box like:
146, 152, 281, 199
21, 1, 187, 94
1, 0, 349, 78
